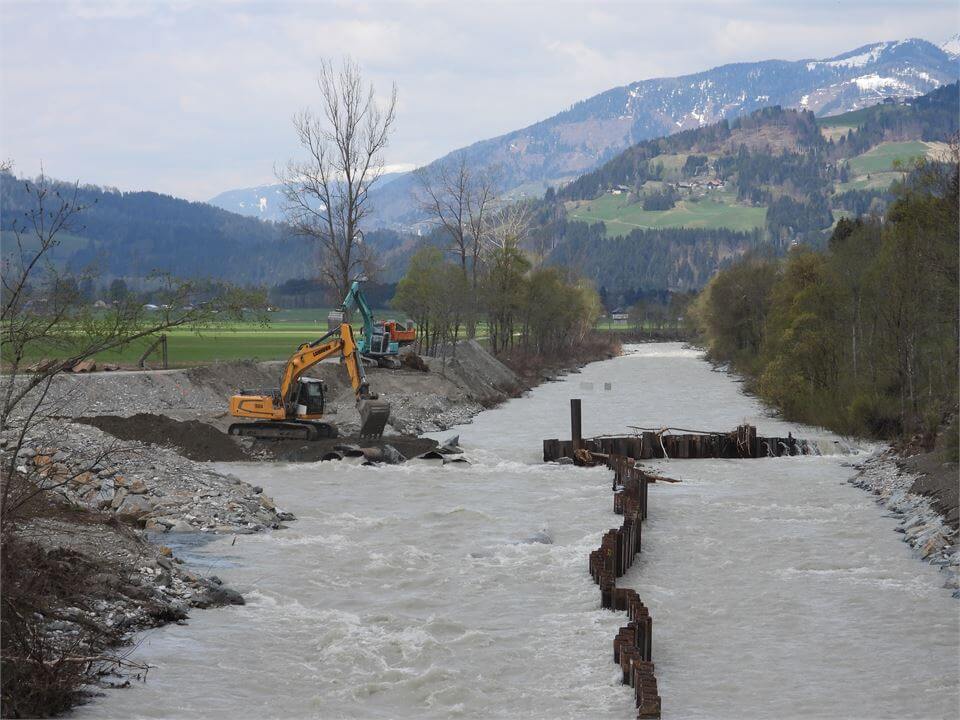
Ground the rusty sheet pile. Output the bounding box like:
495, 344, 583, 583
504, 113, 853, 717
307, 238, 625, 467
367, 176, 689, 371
589, 453, 661, 719
545, 422, 815, 462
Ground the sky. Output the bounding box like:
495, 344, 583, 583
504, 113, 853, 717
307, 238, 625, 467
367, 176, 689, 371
1, 0, 956, 201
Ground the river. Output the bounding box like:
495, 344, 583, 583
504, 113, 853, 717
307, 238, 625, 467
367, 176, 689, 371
75, 344, 959, 719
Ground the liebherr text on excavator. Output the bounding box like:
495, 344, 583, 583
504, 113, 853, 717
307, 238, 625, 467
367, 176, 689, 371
227, 322, 390, 441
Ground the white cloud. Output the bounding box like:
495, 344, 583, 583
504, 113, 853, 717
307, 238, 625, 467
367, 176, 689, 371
0, 0, 955, 200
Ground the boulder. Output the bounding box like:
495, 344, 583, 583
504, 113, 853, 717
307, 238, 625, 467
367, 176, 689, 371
206, 586, 245, 606
128, 479, 148, 494
119, 495, 155, 517
110, 488, 129, 510
71, 360, 96, 373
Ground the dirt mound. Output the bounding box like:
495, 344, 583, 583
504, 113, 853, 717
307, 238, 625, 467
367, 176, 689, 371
76, 414, 438, 464
77, 414, 251, 462
428, 339, 523, 404
185, 361, 280, 394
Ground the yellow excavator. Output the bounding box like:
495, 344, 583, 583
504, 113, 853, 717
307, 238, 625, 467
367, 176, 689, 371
227, 322, 391, 441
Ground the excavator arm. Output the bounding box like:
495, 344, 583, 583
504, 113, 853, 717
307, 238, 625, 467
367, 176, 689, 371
276, 322, 389, 438
339, 280, 376, 342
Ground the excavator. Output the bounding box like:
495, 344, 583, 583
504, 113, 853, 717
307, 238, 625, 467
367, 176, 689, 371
227, 322, 391, 441
330, 279, 416, 368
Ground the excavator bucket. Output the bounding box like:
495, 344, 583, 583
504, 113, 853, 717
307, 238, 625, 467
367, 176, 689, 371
327, 310, 345, 332
358, 399, 390, 439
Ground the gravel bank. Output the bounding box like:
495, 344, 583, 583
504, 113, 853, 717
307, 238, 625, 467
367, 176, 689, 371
849, 450, 959, 596
9, 422, 295, 535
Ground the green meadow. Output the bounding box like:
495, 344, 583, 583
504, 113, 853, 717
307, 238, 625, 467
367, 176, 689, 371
566, 191, 766, 235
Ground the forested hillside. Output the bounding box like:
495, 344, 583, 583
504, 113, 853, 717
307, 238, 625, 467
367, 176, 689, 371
690, 154, 958, 444
536, 83, 958, 304
0, 174, 301, 286
0, 174, 411, 294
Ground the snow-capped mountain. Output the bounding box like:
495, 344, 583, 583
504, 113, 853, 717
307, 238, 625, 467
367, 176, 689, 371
208, 183, 287, 222
364, 37, 957, 227
942, 33, 960, 59
209, 172, 407, 222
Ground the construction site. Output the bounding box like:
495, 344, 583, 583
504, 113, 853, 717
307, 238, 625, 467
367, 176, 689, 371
3, 340, 956, 720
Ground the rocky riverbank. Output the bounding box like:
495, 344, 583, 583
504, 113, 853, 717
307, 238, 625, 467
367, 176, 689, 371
848, 450, 959, 597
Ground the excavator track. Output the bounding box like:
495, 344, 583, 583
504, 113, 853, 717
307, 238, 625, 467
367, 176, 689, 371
228, 421, 338, 441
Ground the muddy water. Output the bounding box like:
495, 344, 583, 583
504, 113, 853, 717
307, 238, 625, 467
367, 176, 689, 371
76, 344, 959, 719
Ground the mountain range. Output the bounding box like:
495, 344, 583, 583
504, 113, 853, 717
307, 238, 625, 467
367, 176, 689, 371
4, 38, 956, 298
539, 82, 958, 302
209, 36, 958, 229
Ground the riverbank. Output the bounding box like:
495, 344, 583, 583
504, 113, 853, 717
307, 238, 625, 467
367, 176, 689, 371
2, 338, 618, 715
849, 450, 959, 596
497, 333, 621, 387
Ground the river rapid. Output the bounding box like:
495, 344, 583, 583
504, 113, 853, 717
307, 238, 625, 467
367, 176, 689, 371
76, 344, 959, 720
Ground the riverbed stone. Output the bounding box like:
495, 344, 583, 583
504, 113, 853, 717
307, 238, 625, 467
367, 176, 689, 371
128, 479, 148, 494
110, 487, 128, 510
119, 495, 155, 517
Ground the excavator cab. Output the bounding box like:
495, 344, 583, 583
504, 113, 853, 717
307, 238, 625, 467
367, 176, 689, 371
292, 378, 325, 417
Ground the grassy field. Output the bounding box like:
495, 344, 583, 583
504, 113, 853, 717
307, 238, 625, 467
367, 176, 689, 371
566, 191, 766, 235
834, 171, 903, 193
9, 308, 677, 368
11, 308, 404, 367
833, 141, 946, 193
817, 106, 885, 130
846, 140, 930, 175
648, 154, 689, 174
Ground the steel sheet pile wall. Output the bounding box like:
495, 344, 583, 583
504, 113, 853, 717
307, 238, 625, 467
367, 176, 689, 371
589, 454, 661, 719
545, 424, 810, 462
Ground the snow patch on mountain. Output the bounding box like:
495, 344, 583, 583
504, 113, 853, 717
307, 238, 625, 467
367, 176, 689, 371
852, 73, 914, 92
808, 42, 890, 70
942, 34, 960, 58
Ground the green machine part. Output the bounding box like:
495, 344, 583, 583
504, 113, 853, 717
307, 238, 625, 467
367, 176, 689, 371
338, 280, 400, 358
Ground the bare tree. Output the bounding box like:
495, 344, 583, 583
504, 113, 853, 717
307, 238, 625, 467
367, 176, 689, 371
415, 153, 497, 336
483, 200, 532, 254
280, 57, 397, 301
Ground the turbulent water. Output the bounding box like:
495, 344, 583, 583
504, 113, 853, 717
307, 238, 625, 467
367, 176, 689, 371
76, 344, 959, 720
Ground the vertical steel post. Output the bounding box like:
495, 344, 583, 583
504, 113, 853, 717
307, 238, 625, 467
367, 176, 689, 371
571, 398, 582, 451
